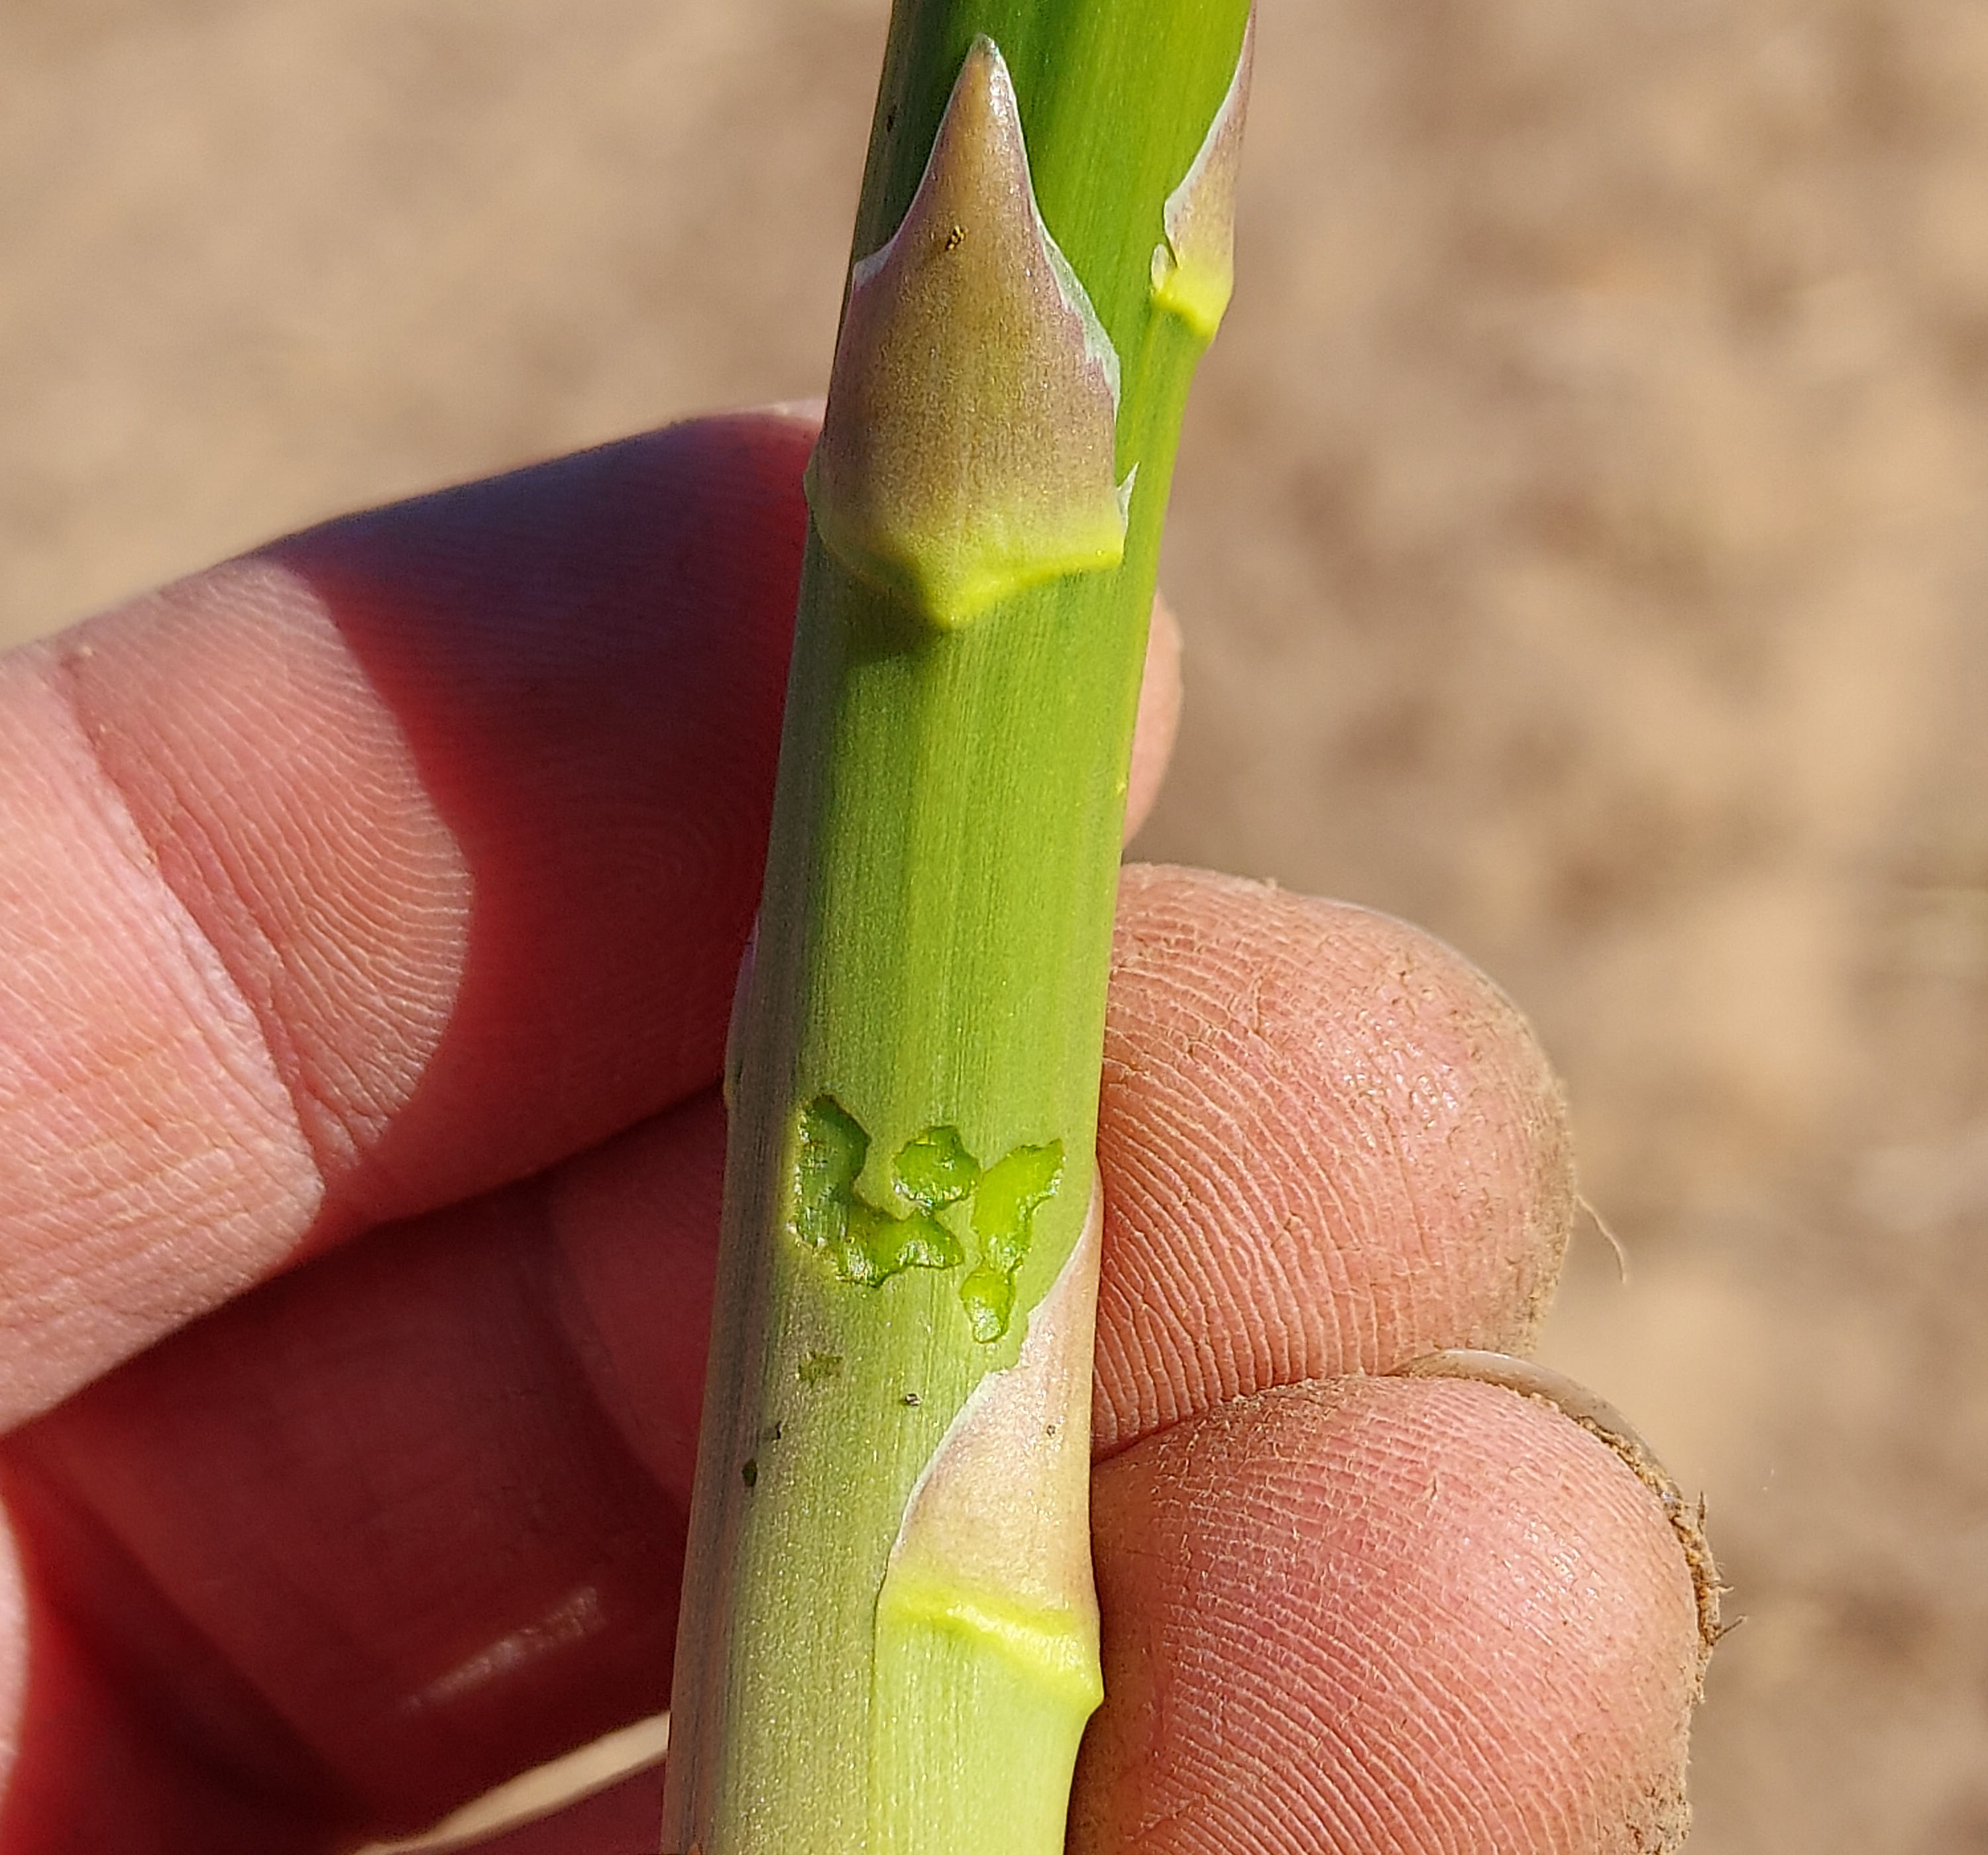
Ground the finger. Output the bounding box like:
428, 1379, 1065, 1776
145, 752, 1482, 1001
1, 1088, 724, 1846
1095, 862, 1575, 1454
0, 873, 1577, 1842
0, 1562, 323, 1854
1075, 1373, 1706, 1854
0, 414, 810, 1429
0, 423, 1187, 1432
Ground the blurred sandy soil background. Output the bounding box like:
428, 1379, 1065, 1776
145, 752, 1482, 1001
7, 0, 1988, 1848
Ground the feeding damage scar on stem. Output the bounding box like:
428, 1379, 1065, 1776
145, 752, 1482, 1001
787, 1094, 1063, 1343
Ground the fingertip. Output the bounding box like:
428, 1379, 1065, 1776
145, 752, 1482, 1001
1094, 865, 1575, 1454
1077, 1373, 1704, 1855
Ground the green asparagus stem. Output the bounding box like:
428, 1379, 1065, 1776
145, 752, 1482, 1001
661, 6, 1252, 1852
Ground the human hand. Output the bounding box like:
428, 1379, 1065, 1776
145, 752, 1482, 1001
0, 411, 1710, 1853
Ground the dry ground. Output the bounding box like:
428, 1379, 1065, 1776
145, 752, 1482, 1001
7, 1, 1988, 1849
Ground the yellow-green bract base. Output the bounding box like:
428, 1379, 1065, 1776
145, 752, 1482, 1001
870, 1597, 1103, 1855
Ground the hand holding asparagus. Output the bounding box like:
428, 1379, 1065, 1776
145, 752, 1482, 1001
0, 6, 1712, 1848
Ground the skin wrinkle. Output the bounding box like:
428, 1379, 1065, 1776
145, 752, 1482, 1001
1094, 867, 1574, 1458
1269, 1746, 1401, 1855
1127, 942, 1353, 1387
0, 1450, 355, 1834
1, 660, 323, 1423
1436, 1406, 1687, 1838
537, 1091, 725, 1505
1131, 1512, 1413, 1855
58, 574, 472, 1199
1157, 1100, 1260, 1404
1377, 1063, 1447, 1334
1209, 962, 1320, 1383
1101, 1098, 1232, 1423
1395, 1655, 1537, 1852
1095, 1299, 1181, 1440
1197, 1614, 1406, 1844
1344, 1695, 1468, 1855
1242, 961, 1381, 1371
14, 1179, 687, 1826
15, 680, 288, 1159
260, 429, 804, 1163
104, 727, 417, 1168
1111, 1052, 1328, 1418
1305, 1117, 1372, 1372
1077, 1376, 1696, 1855
1198, 1079, 1325, 1387
1091, 1272, 1187, 1443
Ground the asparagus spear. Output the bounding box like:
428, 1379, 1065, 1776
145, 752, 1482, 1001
661, 5, 1252, 1851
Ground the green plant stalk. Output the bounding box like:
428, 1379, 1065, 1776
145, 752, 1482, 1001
661, 5, 1251, 1852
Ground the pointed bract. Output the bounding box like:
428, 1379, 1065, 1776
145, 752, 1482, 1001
1150, 6, 1254, 341
806, 38, 1128, 628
